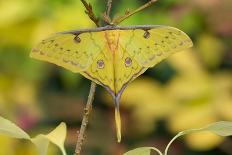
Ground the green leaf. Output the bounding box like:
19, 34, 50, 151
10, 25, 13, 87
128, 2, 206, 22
0, 116, 30, 139
123, 147, 162, 155
0, 116, 67, 155
164, 121, 232, 155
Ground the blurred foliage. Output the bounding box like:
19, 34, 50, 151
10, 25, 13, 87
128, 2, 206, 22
0, 0, 231, 155
123, 121, 232, 155
0, 116, 67, 155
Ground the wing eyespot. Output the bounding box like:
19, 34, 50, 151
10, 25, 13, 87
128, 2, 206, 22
125, 57, 132, 67
97, 60, 105, 69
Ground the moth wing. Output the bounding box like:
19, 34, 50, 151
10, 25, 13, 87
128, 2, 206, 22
30, 32, 105, 72
114, 44, 147, 95
120, 26, 193, 68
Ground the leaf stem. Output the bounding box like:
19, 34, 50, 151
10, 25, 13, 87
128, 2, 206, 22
112, 0, 158, 25
164, 133, 182, 155
74, 82, 97, 155
150, 147, 163, 155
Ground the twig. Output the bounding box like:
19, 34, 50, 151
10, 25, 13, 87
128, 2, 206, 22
102, 0, 113, 25
112, 0, 158, 25
75, 0, 158, 154
74, 1, 100, 154
80, 0, 100, 27
106, 0, 113, 17
74, 82, 97, 155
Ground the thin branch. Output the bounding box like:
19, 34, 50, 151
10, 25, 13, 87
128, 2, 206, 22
74, 1, 100, 154
106, 0, 113, 17
74, 82, 97, 155
102, 0, 113, 25
74, 0, 157, 154
80, 0, 100, 27
112, 0, 158, 25
74, 0, 115, 153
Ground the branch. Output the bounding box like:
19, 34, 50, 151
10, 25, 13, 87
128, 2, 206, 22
74, 82, 97, 155
74, 0, 157, 154
112, 0, 158, 25
80, 0, 100, 27
102, 0, 113, 25
74, 1, 100, 154
106, 0, 113, 17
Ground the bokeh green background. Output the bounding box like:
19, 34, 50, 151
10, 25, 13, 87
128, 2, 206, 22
0, 0, 232, 154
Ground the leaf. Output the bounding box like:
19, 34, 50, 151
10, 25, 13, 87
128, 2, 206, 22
204, 121, 232, 136
123, 147, 151, 155
164, 121, 232, 155
0, 116, 30, 139
31, 136, 50, 155
31, 122, 67, 155
123, 147, 162, 155
0, 116, 67, 155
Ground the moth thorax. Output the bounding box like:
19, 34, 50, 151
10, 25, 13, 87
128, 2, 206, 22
105, 31, 120, 51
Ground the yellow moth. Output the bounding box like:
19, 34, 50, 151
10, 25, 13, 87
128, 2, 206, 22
31, 25, 193, 142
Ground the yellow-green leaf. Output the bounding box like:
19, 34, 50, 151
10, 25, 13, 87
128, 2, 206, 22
0, 116, 67, 155
204, 121, 232, 136
123, 147, 162, 155
31, 122, 67, 155
0, 116, 30, 139
165, 121, 232, 155
31, 136, 50, 155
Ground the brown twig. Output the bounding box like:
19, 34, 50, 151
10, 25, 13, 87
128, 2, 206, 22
80, 0, 100, 27
74, 82, 97, 155
102, 0, 113, 25
106, 0, 113, 17
74, 1, 111, 152
74, 0, 104, 154
112, 0, 158, 25
75, 0, 158, 154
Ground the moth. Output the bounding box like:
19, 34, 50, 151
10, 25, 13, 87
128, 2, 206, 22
31, 25, 193, 142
